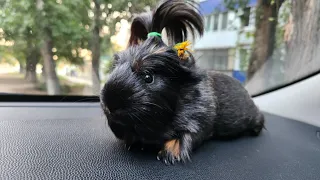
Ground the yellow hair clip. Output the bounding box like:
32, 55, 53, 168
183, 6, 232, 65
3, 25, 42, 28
174, 41, 191, 60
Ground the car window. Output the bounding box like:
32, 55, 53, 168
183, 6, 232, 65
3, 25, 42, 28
0, 0, 318, 97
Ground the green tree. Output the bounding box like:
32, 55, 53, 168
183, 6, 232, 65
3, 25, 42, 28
1, 0, 157, 95
224, 0, 285, 80
0, 0, 40, 83
36, 0, 92, 95
246, 0, 285, 80
88, 0, 158, 94
1, 0, 91, 93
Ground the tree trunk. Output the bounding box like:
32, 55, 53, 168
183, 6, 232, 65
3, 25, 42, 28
41, 64, 46, 83
36, 0, 61, 95
284, 0, 320, 82
25, 46, 40, 84
91, 0, 101, 95
19, 63, 25, 74
25, 63, 38, 84
41, 27, 61, 95
247, 0, 284, 80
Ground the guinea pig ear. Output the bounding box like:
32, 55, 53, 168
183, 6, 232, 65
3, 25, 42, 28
128, 12, 153, 46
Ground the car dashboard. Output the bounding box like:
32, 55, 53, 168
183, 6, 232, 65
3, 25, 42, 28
0, 102, 319, 180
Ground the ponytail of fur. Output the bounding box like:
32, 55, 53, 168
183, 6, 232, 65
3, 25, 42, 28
128, 0, 204, 46
128, 12, 153, 46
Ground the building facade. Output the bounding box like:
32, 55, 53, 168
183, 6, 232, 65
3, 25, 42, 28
193, 0, 257, 83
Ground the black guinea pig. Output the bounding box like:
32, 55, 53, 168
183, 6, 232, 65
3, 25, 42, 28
100, 0, 265, 165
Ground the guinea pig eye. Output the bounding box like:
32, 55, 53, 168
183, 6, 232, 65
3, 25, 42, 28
144, 72, 154, 84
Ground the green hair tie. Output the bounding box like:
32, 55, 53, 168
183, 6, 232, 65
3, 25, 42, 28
147, 32, 162, 38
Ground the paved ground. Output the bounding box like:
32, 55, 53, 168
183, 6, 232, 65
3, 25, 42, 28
0, 73, 46, 95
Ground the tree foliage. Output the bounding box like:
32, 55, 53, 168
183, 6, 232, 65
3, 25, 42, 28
0, 0, 158, 94
88, 0, 157, 93
0, 0, 91, 66
223, 0, 286, 81
36, 0, 92, 65
224, 0, 249, 11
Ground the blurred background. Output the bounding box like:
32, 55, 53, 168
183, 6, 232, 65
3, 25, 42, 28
0, 0, 318, 96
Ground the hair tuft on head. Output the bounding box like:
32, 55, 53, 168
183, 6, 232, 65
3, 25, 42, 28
128, 0, 204, 46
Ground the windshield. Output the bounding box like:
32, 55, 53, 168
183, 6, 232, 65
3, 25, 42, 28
0, 0, 317, 97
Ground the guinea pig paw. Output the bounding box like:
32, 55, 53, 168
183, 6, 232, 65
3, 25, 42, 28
157, 139, 182, 165
157, 150, 180, 165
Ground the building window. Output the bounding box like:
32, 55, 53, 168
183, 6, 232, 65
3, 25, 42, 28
249, 7, 255, 26
206, 16, 211, 31
221, 12, 228, 30
195, 49, 229, 71
209, 55, 228, 70
212, 13, 219, 31
240, 7, 251, 27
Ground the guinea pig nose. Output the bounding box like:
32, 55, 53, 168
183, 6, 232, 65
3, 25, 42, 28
108, 98, 125, 113
102, 86, 133, 113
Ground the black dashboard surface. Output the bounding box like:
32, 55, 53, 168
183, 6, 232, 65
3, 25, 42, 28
0, 103, 319, 180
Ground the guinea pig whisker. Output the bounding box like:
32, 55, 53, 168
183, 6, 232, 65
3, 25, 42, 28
132, 107, 153, 117
127, 113, 135, 123
131, 107, 165, 125
130, 113, 155, 133
130, 113, 143, 123
132, 102, 173, 114
142, 102, 164, 109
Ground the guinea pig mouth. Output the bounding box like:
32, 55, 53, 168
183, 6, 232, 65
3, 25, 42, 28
105, 109, 134, 126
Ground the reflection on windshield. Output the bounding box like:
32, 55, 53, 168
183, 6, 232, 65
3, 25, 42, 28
0, 0, 318, 96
